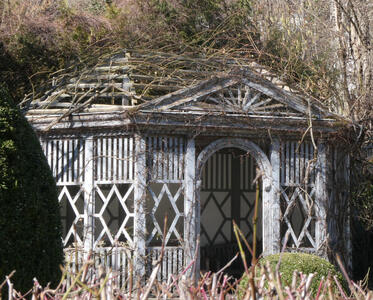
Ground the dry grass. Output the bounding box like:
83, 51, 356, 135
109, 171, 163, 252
1, 253, 372, 300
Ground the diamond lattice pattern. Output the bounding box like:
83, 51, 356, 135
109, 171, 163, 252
280, 186, 316, 249
58, 185, 85, 246
94, 183, 134, 247
146, 183, 184, 246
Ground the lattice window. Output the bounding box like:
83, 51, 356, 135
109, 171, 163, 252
145, 136, 185, 247
93, 183, 134, 247
93, 135, 135, 247
42, 137, 86, 246
146, 183, 184, 246
280, 141, 317, 251
58, 185, 85, 246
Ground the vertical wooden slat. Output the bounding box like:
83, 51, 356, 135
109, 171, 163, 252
173, 138, 178, 181
169, 138, 174, 180
156, 137, 161, 180
212, 153, 216, 189
113, 137, 117, 181
129, 137, 134, 181
179, 137, 184, 180
97, 138, 101, 181
47, 140, 53, 175
290, 141, 295, 184
173, 248, 177, 275
285, 141, 290, 185
69, 139, 74, 182
167, 250, 172, 280
103, 137, 108, 181
222, 154, 226, 190
53, 140, 58, 179
310, 144, 315, 183
299, 142, 304, 184
80, 139, 85, 182
295, 142, 300, 184
118, 137, 123, 180
184, 138, 196, 277
73, 139, 79, 182
227, 153, 231, 189
108, 137, 113, 181
162, 250, 167, 281
163, 138, 168, 180
123, 137, 128, 180
64, 139, 69, 182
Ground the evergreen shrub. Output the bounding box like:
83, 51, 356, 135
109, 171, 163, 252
0, 84, 63, 292
239, 253, 346, 296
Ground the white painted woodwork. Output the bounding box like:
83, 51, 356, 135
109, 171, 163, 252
184, 138, 196, 271
134, 135, 146, 279
83, 137, 94, 254
196, 138, 274, 256
280, 140, 317, 252
315, 141, 327, 255
269, 138, 281, 254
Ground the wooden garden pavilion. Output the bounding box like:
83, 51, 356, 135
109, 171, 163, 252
24, 51, 353, 282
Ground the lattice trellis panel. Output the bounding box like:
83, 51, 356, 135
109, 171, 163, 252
280, 141, 317, 250
146, 183, 184, 246
58, 184, 85, 246
41, 137, 86, 246
280, 186, 316, 249
93, 183, 134, 247
145, 136, 186, 247
201, 191, 232, 245
93, 135, 135, 247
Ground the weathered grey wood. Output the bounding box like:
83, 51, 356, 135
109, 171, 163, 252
196, 138, 275, 257
267, 138, 281, 255
134, 135, 147, 279
184, 138, 196, 276
315, 141, 327, 255
137, 76, 240, 111
83, 136, 94, 255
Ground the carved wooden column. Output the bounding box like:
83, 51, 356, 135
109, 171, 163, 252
134, 135, 146, 279
184, 137, 196, 276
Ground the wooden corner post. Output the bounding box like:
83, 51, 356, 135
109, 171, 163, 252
184, 137, 196, 276
83, 135, 94, 257
315, 141, 327, 255
134, 134, 147, 280
263, 138, 281, 255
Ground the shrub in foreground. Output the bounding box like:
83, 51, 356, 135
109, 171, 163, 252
0, 85, 63, 292
240, 252, 346, 296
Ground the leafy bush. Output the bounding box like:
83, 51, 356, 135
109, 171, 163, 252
0, 85, 63, 292
240, 253, 346, 296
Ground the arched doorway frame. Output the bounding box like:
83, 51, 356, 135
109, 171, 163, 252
195, 138, 279, 259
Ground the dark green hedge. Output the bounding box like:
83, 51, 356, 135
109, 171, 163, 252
0, 84, 63, 292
